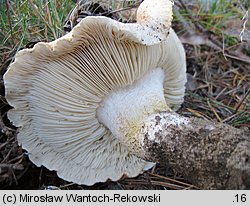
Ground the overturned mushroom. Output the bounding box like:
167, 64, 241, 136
4, 0, 185, 185
4, 0, 250, 189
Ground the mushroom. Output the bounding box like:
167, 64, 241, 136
4, 0, 186, 185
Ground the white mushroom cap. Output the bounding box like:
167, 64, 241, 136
137, 0, 173, 34
4, 0, 186, 185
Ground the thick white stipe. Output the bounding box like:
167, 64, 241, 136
97, 68, 168, 142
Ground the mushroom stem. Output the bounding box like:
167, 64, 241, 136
97, 68, 170, 153
138, 112, 250, 189
97, 66, 249, 189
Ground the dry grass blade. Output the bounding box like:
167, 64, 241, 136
240, 9, 249, 42
121, 179, 187, 190
234, 88, 250, 114
148, 173, 199, 189
207, 100, 222, 122
186, 108, 211, 120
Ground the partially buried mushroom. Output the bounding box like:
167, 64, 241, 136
4, 0, 186, 185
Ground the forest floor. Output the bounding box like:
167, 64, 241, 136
0, 0, 249, 189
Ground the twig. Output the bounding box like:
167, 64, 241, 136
0, 142, 8, 151
2, 146, 14, 163
59, 182, 76, 189
101, 3, 141, 16
0, 163, 24, 174
0, 165, 29, 189
224, 53, 250, 64
8, 154, 24, 164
